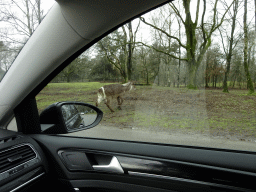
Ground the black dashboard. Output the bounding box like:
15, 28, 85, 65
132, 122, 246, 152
0, 129, 48, 192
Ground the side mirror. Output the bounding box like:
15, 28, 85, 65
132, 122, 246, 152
39, 101, 103, 134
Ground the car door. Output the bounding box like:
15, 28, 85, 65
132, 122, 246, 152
28, 132, 256, 192
2, 0, 256, 192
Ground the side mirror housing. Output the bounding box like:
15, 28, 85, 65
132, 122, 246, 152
39, 101, 103, 134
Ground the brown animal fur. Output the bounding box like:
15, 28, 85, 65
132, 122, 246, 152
96, 82, 135, 112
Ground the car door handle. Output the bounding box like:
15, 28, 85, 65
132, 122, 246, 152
92, 156, 124, 174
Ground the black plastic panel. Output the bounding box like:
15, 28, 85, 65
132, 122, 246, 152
31, 135, 256, 173
0, 167, 45, 192
0, 129, 49, 188
31, 135, 256, 191
116, 156, 255, 191
70, 180, 177, 192
59, 151, 93, 171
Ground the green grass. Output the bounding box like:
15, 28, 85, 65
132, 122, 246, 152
43, 82, 112, 92
206, 81, 256, 90
36, 82, 113, 112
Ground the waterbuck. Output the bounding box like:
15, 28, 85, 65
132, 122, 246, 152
96, 82, 136, 112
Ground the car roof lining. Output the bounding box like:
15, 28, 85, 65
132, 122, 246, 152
57, 0, 172, 40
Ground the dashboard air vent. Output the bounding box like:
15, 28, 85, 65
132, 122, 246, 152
0, 136, 22, 144
0, 145, 36, 173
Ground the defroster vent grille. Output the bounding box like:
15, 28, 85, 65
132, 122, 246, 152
0, 136, 22, 144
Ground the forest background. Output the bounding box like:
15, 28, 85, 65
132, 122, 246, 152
1, 0, 256, 93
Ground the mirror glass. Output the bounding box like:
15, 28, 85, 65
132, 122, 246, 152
61, 104, 97, 130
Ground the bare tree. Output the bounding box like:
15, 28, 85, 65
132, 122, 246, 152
99, 20, 140, 82
140, 5, 180, 87
220, 0, 241, 93
243, 0, 254, 94
140, 0, 234, 89
0, 41, 15, 72
0, 0, 43, 45
137, 46, 151, 84
205, 47, 224, 88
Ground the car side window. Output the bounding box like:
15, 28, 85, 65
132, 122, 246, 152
6, 118, 18, 132
36, 0, 256, 152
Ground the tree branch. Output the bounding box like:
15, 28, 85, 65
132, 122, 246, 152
137, 42, 188, 61
133, 19, 140, 44
169, 2, 185, 25
218, 27, 227, 55
140, 16, 187, 49
99, 41, 125, 76
201, 0, 207, 42
195, 0, 200, 25
211, 0, 235, 34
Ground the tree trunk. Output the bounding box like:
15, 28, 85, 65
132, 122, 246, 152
25, 0, 33, 36
177, 18, 181, 88
146, 72, 149, 85
127, 22, 133, 81
205, 76, 209, 88
205, 57, 210, 88
223, 64, 230, 92
255, 0, 256, 31
123, 73, 128, 83
232, 76, 236, 88
177, 62, 180, 88
145, 66, 149, 85
223, 0, 238, 93
244, 0, 255, 94
36, 0, 42, 24
187, 60, 197, 89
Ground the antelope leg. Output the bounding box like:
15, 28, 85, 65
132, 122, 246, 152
105, 99, 115, 112
119, 96, 124, 105
96, 92, 104, 107
117, 96, 121, 105
117, 96, 123, 110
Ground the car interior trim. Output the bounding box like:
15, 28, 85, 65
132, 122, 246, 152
70, 179, 177, 192
9, 172, 45, 192
57, 148, 256, 190
128, 171, 253, 192
92, 156, 124, 174
0, 143, 41, 181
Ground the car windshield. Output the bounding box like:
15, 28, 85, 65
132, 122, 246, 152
0, 1, 55, 82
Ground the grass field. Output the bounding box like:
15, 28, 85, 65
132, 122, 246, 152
36, 82, 256, 141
